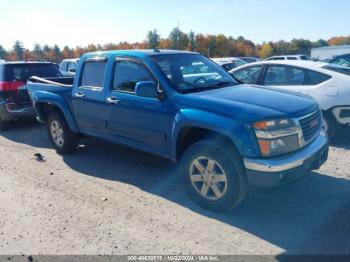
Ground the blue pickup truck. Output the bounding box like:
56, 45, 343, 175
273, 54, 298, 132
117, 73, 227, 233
27, 50, 329, 211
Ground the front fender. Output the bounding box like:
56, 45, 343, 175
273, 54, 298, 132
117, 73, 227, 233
171, 109, 259, 161
31, 91, 79, 132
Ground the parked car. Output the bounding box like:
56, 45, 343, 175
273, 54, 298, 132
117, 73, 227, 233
325, 54, 350, 68
212, 57, 247, 71
27, 50, 328, 211
60, 58, 80, 76
230, 60, 350, 139
238, 57, 260, 63
265, 55, 310, 61
0, 61, 62, 130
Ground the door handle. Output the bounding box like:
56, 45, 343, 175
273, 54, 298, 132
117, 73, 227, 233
75, 92, 85, 98
106, 97, 120, 105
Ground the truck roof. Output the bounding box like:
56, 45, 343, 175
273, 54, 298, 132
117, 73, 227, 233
84, 49, 197, 58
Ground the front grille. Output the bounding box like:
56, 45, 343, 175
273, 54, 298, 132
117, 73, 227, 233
299, 110, 322, 143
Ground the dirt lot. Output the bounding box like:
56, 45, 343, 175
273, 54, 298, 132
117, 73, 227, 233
0, 120, 349, 255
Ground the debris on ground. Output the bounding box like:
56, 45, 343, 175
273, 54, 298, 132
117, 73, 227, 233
34, 153, 46, 162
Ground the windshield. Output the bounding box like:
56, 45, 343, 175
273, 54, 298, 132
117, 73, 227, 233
323, 65, 350, 76
152, 54, 238, 93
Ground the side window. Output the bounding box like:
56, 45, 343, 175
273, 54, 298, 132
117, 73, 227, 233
113, 59, 154, 93
60, 61, 68, 72
305, 69, 331, 85
287, 57, 297, 60
233, 65, 263, 84
264, 65, 305, 85
80, 59, 107, 89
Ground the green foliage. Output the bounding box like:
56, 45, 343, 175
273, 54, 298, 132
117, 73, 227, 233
13, 40, 24, 60
147, 29, 160, 49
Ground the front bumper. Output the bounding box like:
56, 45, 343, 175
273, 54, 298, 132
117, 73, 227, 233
0, 101, 35, 121
243, 132, 328, 187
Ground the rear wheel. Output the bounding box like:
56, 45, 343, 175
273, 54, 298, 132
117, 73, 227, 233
47, 112, 79, 154
180, 139, 248, 212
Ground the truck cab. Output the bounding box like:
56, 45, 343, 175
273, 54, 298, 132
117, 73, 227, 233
28, 50, 329, 211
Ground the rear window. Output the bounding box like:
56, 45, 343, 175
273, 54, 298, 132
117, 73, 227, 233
323, 65, 350, 76
4, 63, 62, 82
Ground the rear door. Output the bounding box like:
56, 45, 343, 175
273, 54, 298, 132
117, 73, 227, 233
106, 57, 172, 154
71, 57, 108, 135
261, 64, 331, 95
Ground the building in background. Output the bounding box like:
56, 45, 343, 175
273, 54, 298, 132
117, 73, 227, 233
311, 45, 350, 60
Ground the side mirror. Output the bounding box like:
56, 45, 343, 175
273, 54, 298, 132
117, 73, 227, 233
135, 81, 160, 99
68, 68, 77, 73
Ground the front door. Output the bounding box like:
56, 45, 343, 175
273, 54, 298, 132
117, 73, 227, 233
106, 57, 172, 154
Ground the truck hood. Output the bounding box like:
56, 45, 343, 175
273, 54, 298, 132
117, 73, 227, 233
176, 84, 318, 123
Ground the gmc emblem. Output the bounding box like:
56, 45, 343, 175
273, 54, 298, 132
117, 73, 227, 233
310, 119, 319, 128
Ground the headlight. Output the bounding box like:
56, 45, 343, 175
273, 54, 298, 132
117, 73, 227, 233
253, 119, 300, 156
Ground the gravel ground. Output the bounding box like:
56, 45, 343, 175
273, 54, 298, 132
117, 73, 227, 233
0, 120, 349, 255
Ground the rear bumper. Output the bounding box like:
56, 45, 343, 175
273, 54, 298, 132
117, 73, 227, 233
243, 132, 328, 187
0, 101, 35, 121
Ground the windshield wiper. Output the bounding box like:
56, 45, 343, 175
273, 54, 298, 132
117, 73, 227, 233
180, 81, 235, 94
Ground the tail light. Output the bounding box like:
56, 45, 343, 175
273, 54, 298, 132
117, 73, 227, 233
0, 81, 26, 91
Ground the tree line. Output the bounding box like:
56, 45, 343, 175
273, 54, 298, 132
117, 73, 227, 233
1, 28, 350, 63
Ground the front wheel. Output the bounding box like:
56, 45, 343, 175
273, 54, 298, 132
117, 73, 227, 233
180, 140, 248, 212
323, 111, 337, 140
47, 112, 79, 154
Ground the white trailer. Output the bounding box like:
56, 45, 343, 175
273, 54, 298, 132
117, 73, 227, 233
311, 45, 350, 60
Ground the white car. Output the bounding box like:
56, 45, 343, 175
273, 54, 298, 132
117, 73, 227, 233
211, 57, 246, 71
59, 58, 80, 77
265, 55, 310, 61
230, 60, 350, 138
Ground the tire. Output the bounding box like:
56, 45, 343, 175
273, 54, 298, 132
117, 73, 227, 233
323, 111, 336, 140
46, 112, 79, 154
180, 139, 248, 212
0, 119, 10, 131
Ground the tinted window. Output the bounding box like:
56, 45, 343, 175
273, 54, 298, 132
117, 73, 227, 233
272, 57, 285, 60
330, 55, 350, 67
305, 69, 331, 85
287, 57, 298, 60
4, 64, 62, 82
264, 65, 305, 85
233, 65, 263, 84
323, 65, 350, 76
113, 59, 154, 93
80, 60, 107, 88
301, 56, 309, 60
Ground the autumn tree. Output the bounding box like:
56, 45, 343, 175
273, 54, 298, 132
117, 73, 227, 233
259, 42, 273, 58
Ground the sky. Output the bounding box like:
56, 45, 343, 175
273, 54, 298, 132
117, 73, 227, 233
0, 0, 349, 49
